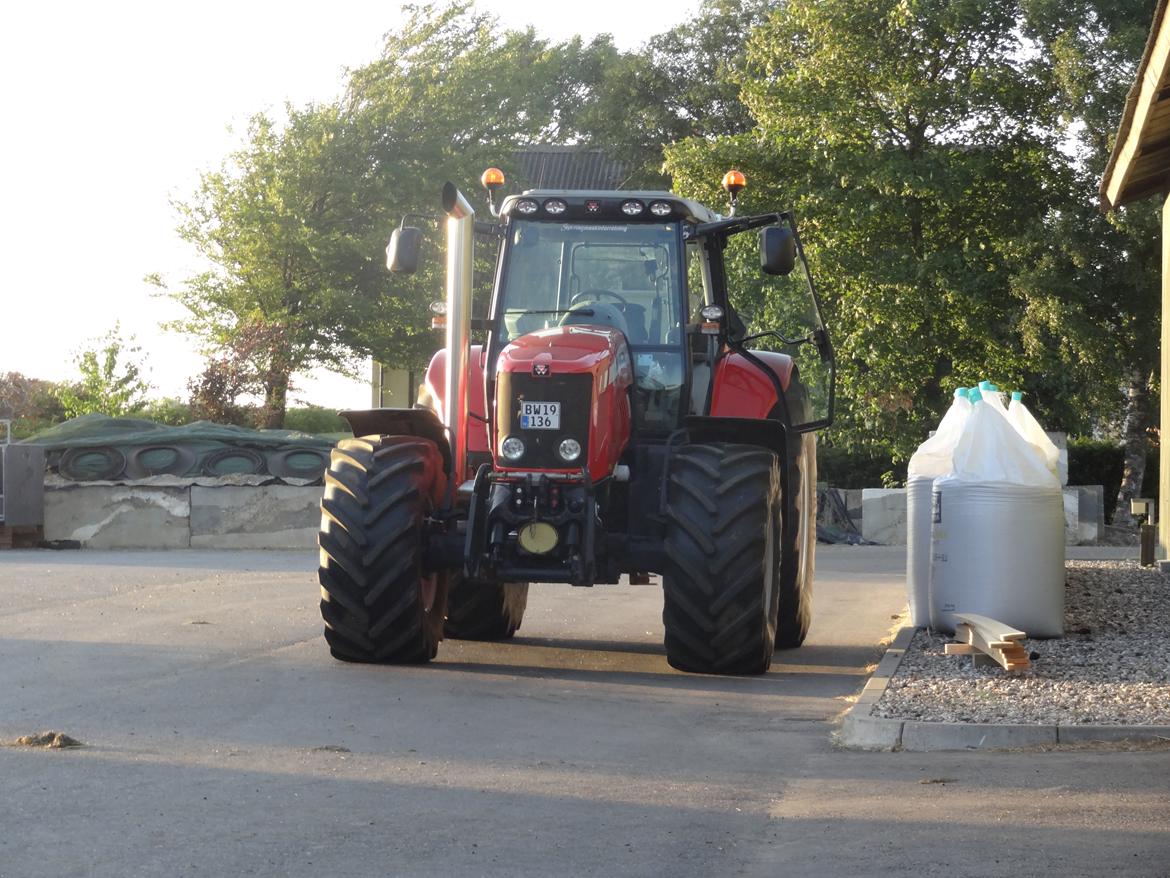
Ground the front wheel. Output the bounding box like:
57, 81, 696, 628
318, 436, 448, 663
776, 431, 816, 648
661, 443, 779, 675
444, 579, 529, 641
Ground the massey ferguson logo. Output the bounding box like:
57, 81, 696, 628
533, 363, 551, 377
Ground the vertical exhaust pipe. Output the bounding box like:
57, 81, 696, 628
441, 182, 473, 481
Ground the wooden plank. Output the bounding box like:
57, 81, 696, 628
954, 613, 1026, 643
951, 616, 1031, 674
944, 643, 978, 655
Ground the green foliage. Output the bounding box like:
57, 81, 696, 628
668, 0, 1063, 460
1065, 439, 1160, 522
0, 372, 69, 439
1011, 0, 1161, 439
185, 320, 295, 428
562, 0, 779, 185
129, 397, 193, 427
159, 0, 1161, 461
55, 324, 151, 419
817, 445, 904, 490
1068, 439, 1125, 521
283, 406, 349, 434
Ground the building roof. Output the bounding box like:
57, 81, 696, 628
1100, 0, 1170, 208
514, 146, 629, 191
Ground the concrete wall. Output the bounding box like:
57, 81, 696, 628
859, 485, 1105, 546
45, 484, 324, 549
45, 481, 1109, 550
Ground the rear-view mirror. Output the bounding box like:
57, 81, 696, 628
387, 225, 422, 274
760, 226, 796, 276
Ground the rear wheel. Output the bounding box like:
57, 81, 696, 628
318, 436, 448, 663
444, 579, 529, 641
776, 432, 816, 648
661, 443, 779, 675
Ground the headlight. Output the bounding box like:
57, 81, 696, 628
620, 200, 644, 216
558, 438, 581, 462
500, 436, 526, 461
516, 199, 539, 215
543, 198, 567, 215
649, 201, 672, 217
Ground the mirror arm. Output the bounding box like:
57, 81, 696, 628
474, 220, 504, 238
694, 211, 788, 239
400, 212, 439, 229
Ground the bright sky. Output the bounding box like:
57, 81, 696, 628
2, 0, 697, 410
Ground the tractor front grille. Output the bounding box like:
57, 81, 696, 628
495, 372, 592, 470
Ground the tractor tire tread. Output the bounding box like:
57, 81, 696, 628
661, 442, 779, 675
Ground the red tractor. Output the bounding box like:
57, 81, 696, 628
318, 169, 835, 675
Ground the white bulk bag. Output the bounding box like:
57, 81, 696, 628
905, 390, 971, 626
1008, 392, 1064, 483
930, 400, 1065, 636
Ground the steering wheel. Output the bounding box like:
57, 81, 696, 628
569, 288, 628, 307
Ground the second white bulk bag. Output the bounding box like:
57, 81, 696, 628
930, 397, 1065, 637
1008, 391, 1064, 483
905, 388, 971, 626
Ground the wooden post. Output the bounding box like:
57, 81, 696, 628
1161, 193, 1170, 558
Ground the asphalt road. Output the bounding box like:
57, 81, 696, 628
1, 545, 1168, 877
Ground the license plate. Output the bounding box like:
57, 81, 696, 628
520, 401, 560, 429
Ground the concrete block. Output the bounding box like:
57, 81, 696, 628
838, 712, 903, 750
2, 444, 45, 526
844, 489, 863, 523
861, 488, 907, 545
190, 485, 323, 549
900, 721, 1057, 751
1057, 724, 1170, 744
44, 486, 190, 548
1047, 431, 1068, 485
1062, 488, 1080, 545
1077, 485, 1105, 543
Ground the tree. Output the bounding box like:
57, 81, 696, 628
55, 324, 151, 419
187, 319, 294, 426
666, 0, 1063, 460
559, 0, 779, 186
166, 105, 358, 428
1018, 0, 1161, 523
166, 3, 620, 425
0, 372, 69, 438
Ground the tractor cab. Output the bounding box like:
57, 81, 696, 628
486, 183, 834, 443
489, 192, 698, 437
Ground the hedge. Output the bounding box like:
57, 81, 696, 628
819, 438, 1158, 523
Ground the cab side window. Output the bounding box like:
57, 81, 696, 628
686, 241, 709, 322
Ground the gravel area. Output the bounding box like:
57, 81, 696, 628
873, 560, 1170, 725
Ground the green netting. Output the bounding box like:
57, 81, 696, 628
23, 414, 347, 450
24, 414, 349, 481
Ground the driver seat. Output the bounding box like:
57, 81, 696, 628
559, 302, 630, 339
620, 303, 649, 344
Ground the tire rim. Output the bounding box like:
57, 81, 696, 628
420, 574, 438, 613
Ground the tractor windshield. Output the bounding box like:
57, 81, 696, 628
493, 220, 685, 348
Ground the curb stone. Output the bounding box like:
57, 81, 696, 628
837, 625, 914, 750
837, 626, 1170, 751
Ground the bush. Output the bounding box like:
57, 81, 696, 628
1067, 439, 1124, 522
283, 406, 348, 434
818, 446, 906, 489
130, 397, 193, 426
0, 372, 70, 439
